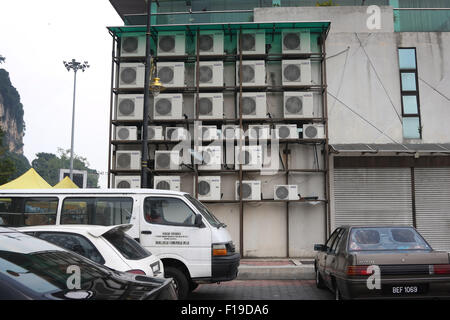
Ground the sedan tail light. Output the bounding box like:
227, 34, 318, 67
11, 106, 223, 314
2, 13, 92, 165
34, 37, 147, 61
126, 269, 146, 275
346, 265, 371, 276
429, 264, 450, 275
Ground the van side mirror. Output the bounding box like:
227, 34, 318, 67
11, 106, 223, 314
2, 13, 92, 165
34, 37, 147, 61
194, 214, 203, 227
314, 244, 326, 252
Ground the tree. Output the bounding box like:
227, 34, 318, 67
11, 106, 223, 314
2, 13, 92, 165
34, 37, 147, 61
0, 55, 5, 64
32, 148, 99, 187
0, 128, 16, 184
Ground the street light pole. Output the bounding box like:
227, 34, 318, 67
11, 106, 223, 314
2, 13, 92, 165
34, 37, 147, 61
63, 59, 89, 180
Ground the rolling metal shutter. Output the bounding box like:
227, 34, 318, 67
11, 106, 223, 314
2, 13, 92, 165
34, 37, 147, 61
414, 168, 450, 251
334, 168, 413, 227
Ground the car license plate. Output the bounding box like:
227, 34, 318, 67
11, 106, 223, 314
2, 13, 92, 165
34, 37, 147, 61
382, 284, 427, 295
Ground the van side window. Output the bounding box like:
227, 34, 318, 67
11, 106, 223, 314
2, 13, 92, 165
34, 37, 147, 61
24, 197, 58, 226
61, 197, 133, 226
0, 198, 21, 226
144, 197, 197, 227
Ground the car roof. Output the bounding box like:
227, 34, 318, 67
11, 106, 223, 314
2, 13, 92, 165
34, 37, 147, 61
0, 226, 16, 233
0, 188, 188, 196
337, 225, 415, 230
16, 224, 133, 238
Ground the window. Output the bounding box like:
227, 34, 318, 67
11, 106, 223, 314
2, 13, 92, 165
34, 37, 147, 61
330, 229, 345, 254
0, 198, 21, 226
144, 197, 197, 226
103, 230, 151, 260
348, 227, 431, 251
325, 228, 340, 251
24, 198, 58, 226
398, 48, 421, 139
61, 197, 133, 226
36, 232, 105, 264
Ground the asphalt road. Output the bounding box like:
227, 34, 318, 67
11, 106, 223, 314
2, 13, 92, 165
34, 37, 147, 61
188, 280, 334, 300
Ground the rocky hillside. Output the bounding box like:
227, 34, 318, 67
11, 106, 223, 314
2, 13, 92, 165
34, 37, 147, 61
0, 69, 25, 154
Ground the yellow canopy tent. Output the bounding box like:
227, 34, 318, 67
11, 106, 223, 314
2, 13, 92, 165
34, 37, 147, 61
0, 168, 51, 189
53, 176, 79, 189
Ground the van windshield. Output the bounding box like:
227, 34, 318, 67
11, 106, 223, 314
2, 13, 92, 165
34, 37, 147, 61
184, 194, 222, 228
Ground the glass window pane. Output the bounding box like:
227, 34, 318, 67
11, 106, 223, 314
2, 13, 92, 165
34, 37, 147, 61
398, 48, 416, 69
403, 117, 421, 139
24, 198, 58, 226
401, 72, 417, 91
144, 197, 196, 226
402, 95, 419, 114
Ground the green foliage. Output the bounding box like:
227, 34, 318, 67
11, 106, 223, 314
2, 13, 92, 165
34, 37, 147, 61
32, 148, 99, 188
5, 151, 31, 179
316, 0, 337, 6
0, 69, 25, 133
0, 128, 16, 184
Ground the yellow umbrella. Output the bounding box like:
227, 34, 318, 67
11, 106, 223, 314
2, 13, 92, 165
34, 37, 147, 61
0, 168, 51, 189
53, 176, 79, 189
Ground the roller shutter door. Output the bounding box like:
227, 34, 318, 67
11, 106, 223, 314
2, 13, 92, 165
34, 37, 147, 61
414, 168, 450, 251
334, 168, 413, 227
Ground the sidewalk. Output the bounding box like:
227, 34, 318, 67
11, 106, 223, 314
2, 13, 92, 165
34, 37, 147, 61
236, 258, 315, 280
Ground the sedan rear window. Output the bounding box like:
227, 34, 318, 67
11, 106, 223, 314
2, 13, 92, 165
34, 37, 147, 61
349, 227, 431, 251
103, 231, 151, 260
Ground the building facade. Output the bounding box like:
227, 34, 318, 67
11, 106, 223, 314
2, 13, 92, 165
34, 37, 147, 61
107, 0, 450, 257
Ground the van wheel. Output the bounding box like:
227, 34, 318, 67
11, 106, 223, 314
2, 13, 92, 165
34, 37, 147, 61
189, 281, 199, 292
165, 267, 189, 300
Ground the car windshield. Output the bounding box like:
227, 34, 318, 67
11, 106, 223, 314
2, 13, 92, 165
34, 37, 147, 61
184, 194, 222, 228
103, 230, 151, 260
348, 227, 431, 251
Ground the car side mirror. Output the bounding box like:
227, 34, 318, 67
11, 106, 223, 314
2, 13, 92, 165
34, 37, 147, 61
194, 214, 203, 227
314, 244, 326, 252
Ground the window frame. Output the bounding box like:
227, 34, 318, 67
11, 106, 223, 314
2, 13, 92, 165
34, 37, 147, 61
398, 47, 422, 139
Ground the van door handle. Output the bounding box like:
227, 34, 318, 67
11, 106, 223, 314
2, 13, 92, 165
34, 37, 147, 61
141, 231, 152, 235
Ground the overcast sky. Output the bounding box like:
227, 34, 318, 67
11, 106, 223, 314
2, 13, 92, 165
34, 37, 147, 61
0, 0, 124, 187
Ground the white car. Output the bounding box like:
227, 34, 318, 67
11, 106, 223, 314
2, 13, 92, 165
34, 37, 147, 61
16, 224, 164, 278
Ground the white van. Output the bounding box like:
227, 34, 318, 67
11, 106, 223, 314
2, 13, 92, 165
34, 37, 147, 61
0, 188, 240, 299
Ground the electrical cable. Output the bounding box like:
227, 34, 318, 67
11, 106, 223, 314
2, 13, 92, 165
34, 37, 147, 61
354, 33, 403, 124
419, 77, 450, 102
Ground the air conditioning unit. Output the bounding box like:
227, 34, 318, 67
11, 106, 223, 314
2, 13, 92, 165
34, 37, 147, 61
198, 31, 224, 55
116, 94, 144, 120
248, 125, 271, 141
115, 151, 141, 170
221, 125, 240, 140
115, 176, 141, 189
147, 126, 163, 141
236, 61, 266, 86
284, 92, 314, 118
198, 93, 223, 119
153, 176, 181, 191
119, 63, 145, 88
235, 181, 261, 200
197, 61, 223, 87
154, 94, 183, 120
166, 127, 189, 141
115, 126, 138, 141
197, 146, 222, 170
274, 185, 299, 200
199, 125, 219, 141
157, 31, 186, 56
282, 30, 311, 54
120, 35, 146, 57
302, 124, 325, 139
282, 60, 311, 86
237, 30, 265, 55
274, 124, 298, 140
239, 92, 267, 119
155, 150, 181, 170
197, 176, 221, 201
235, 145, 262, 170
157, 62, 185, 88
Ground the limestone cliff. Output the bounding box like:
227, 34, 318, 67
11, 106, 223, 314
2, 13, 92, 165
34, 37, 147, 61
0, 69, 25, 155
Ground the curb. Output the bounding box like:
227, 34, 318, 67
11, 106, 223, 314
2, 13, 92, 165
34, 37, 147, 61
236, 261, 315, 280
